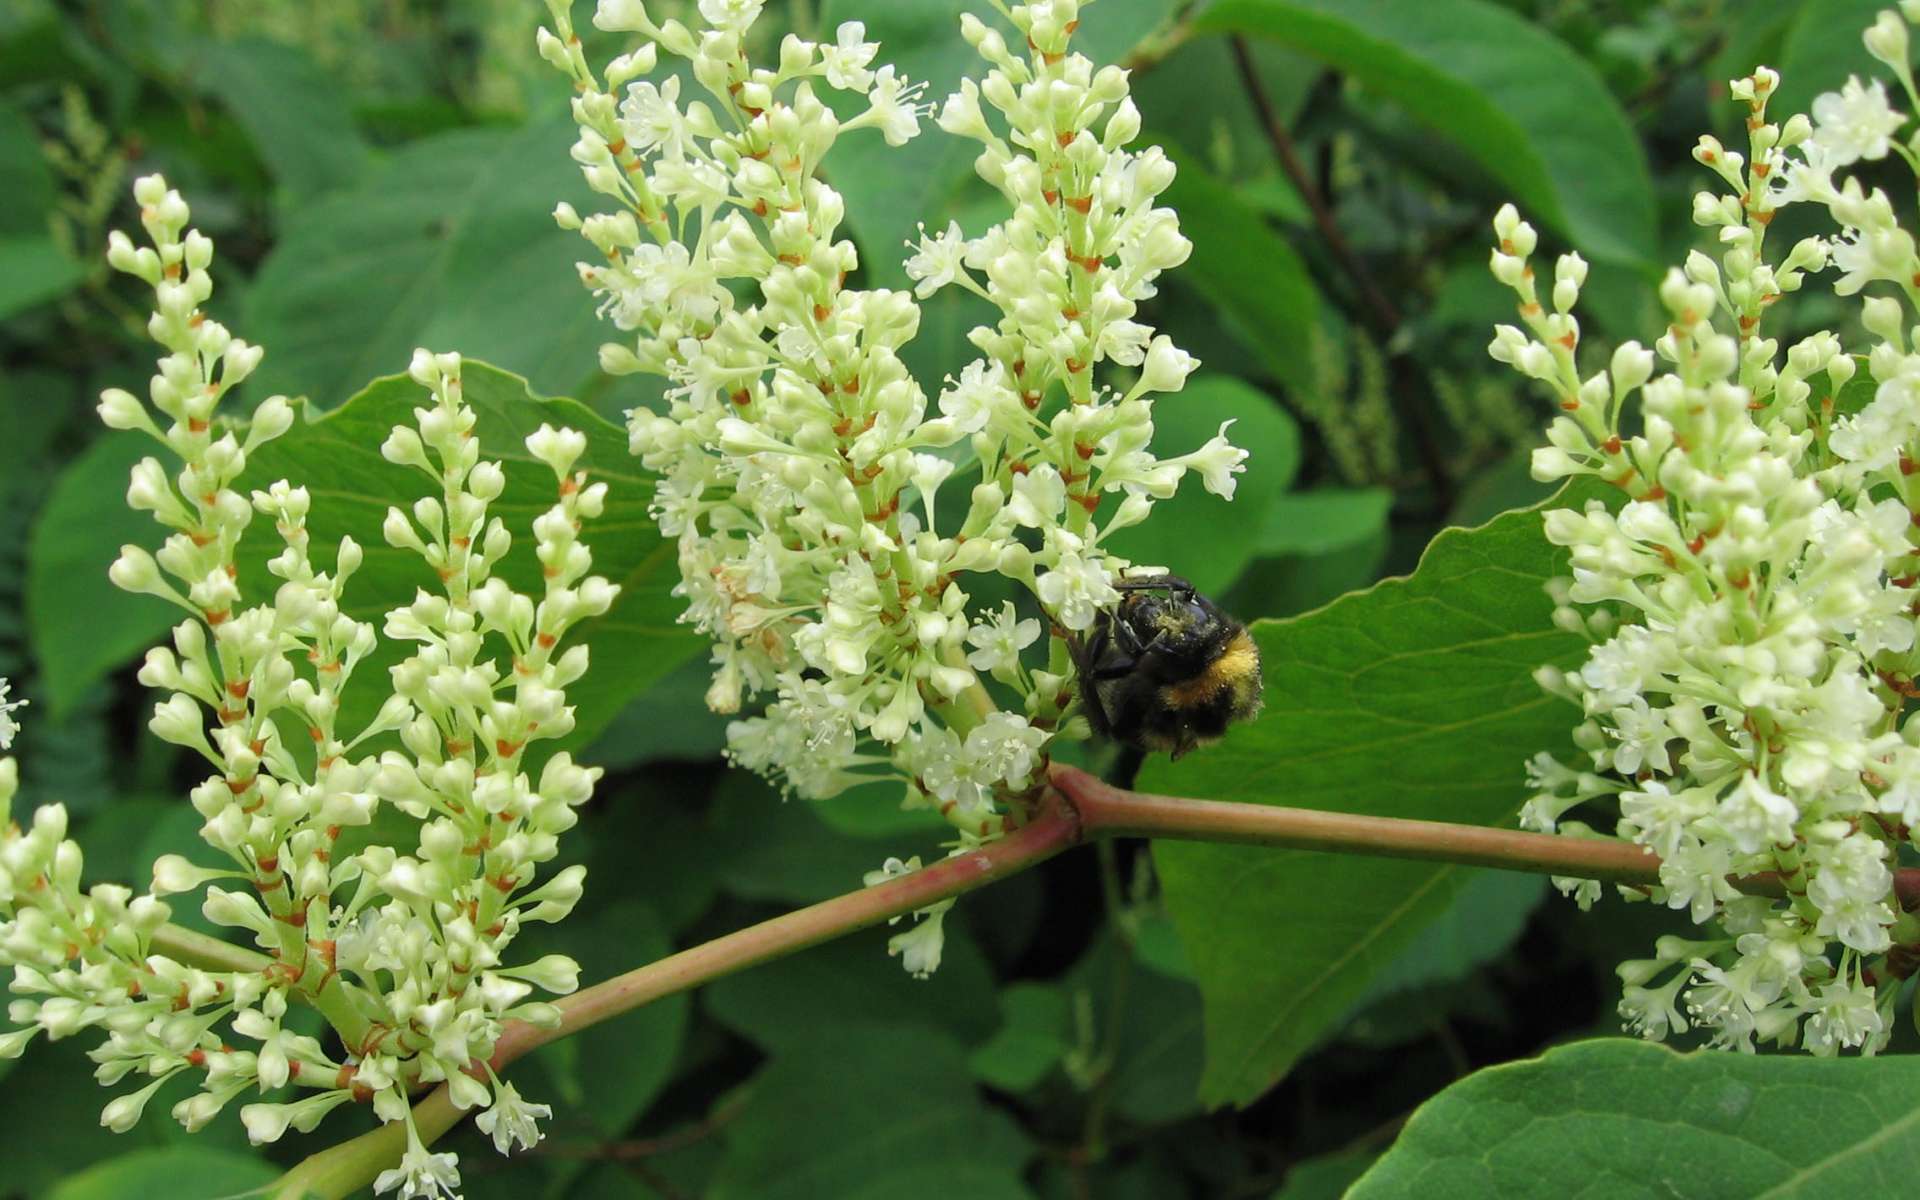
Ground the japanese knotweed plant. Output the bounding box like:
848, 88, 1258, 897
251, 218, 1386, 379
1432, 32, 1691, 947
538, 0, 1246, 976
0, 178, 618, 1195
1497, 3, 1920, 1056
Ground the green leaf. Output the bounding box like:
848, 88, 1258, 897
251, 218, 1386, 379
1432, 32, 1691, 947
1775, 0, 1885, 117
191, 37, 371, 201
708, 772, 934, 906
1349, 868, 1545, 1008
1197, 0, 1657, 268
1449, 452, 1556, 529
1102, 376, 1301, 594
581, 653, 729, 771
581, 778, 726, 934
0, 234, 84, 320
968, 982, 1072, 1092
0, 102, 56, 239
47, 1147, 276, 1200
1352, 1038, 1920, 1198
29, 361, 700, 744
1155, 140, 1323, 391
242, 121, 604, 408
27, 434, 156, 715
847, 1166, 1034, 1200
710, 1022, 1031, 1200
1257, 487, 1392, 557
1146, 491, 1587, 1106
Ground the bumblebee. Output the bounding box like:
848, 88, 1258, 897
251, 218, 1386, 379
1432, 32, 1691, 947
1069, 573, 1264, 760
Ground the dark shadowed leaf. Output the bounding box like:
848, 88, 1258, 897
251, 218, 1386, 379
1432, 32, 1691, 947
524, 900, 687, 1141
191, 37, 371, 201
710, 1022, 1031, 1200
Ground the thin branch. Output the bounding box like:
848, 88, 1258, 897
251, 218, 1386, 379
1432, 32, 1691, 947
1229, 38, 1400, 335
274, 764, 1920, 1196
1063, 769, 1665, 886
1228, 37, 1456, 510
270, 801, 1086, 1199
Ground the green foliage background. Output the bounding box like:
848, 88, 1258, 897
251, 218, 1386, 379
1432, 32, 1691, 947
3, 0, 1916, 1197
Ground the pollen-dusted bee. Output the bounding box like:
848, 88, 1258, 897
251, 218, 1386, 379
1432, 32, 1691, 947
1068, 573, 1264, 759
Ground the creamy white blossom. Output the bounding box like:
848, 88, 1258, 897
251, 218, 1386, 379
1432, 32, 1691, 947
0, 177, 612, 1189
542, 0, 1239, 857
1495, 22, 1920, 1056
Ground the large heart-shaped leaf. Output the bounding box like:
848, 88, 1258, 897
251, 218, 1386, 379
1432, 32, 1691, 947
1145, 490, 1589, 1106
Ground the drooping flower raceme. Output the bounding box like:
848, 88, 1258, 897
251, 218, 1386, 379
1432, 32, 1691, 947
538, 0, 1243, 925
1, 176, 613, 1194
1495, 11, 1920, 1055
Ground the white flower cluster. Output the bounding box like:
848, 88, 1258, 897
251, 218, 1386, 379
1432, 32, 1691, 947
1494, 11, 1920, 1056
537, 0, 1245, 850
1, 176, 614, 1198
0, 678, 22, 751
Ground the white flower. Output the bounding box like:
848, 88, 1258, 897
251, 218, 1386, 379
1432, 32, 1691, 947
904, 221, 971, 298
618, 78, 692, 158
373, 1135, 462, 1200
1169, 420, 1248, 500
0, 678, 24, 750
1712, 774, 1798, 856
966, 711, 1046, 789
820, 21, 879, 91
965, 602, 1041, 673
863, 66, 928, 147
1809, 76, 1904, 166
938, 361, 1017, 433
921, 727, 997, 819
887, 901, 951, 979
1803, 978, 1885, 1055
697, 0, 763, 34
1036, 529, 1121, 632
1133, 336, 1198, 397
475, 1080, 552, 1154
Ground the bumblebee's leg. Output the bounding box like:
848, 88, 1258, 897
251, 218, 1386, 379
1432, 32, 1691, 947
1113, 621, 1169, 660
1112, 573, 1196, 600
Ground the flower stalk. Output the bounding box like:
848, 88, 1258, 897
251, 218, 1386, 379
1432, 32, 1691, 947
269, 761, 1918, 1198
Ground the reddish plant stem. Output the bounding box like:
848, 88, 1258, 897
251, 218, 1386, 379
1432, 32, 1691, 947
273, 764, 1920, 1197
